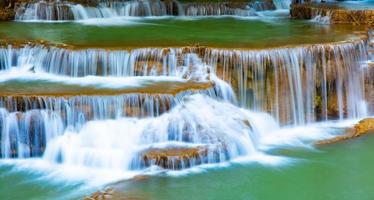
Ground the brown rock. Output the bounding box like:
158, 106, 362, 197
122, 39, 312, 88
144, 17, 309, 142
133, 145, 225, 170
0, 8, 14, 21
316, 118, 374, 145
354, 118, 374, 136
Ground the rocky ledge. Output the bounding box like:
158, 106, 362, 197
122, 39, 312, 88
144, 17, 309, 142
316, 118, 374, 145
291, 3, 374, 25
132, 145, 225, 170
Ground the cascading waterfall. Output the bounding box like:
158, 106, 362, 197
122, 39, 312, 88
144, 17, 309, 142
0, 38, 371, 177
205, 41, 369, 124
0, 40, 369, 124
0, 89, 236, 159
0, 61, 237, 160
42, 94, 260, 171
15, 0, 182, 20
15, 1, 74, 21
69, 0, 183, 19
14, 0, 278, 21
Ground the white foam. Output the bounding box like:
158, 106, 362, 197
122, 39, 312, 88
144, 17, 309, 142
0, 70, 196, 90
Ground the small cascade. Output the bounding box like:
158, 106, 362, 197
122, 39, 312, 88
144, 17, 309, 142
182, 3, 256, 16
0, 46, 186, 77
0, 109, 64, 158
69, 0, 182, 19
15, 1, 74, 21
0, 85, 237, 158
310, 8, 332, 24
42, 94, 258, 170
15, 0, 183, 20
205, 41, 368, 124
273, 0, 291, 9
366, 30, 374, 112
14, 0, 278, 21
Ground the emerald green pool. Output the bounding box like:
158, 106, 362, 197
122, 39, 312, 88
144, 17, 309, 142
0, 18, 364, 49
1, 129, 373, 200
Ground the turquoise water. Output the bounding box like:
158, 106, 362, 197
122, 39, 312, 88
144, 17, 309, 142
0, 163, 90, 200
0, 18, 364, 49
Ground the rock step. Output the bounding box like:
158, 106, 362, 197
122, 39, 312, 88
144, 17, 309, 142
131, 145, 227, 170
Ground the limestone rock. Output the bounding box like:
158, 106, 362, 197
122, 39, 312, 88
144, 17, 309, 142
316, 118, 374, 145
132, 145, 225, 170
354, 118, 374, 136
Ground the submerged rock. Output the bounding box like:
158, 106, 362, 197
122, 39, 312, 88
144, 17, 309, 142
84, 188, 114, 200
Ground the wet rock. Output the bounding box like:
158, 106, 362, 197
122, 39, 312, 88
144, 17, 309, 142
85, 189, 144, 200
315, 128, 356, 145
132, 145, 225, 170
0, 8, 14, 21
84, 188, 114, 200
291, 3, 374, 25
354, 118, 374, 136
316, 118, 374, 145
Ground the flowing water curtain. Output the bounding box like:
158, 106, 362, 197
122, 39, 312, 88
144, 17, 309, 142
203, 41, 368, 125
0, 41, 369, 125
272, 0, 291, 9
15, 0, 183, 20
0, 84, 238, 159
40, 94, 259, 170
0, 108, 64, 158
14, 0, 281, 21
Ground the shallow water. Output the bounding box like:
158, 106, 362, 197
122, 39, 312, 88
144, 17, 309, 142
0, 71, 211, 96
0, 18, 364, 49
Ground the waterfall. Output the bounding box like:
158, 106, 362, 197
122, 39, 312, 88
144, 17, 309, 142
0, 41, 369, 124
0, 39, 371, 173
14, 0, 278, 21
0, 87, 237, 158
273, 0, 291, 9
41, 94, 258, 170
15, 1, 74, 21
183, 3, 257, 16
0, 109, 64, 158
205, 41, 368, 124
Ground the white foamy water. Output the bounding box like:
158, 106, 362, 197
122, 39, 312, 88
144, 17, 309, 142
0, 90, 363, 186
14, 0, 284, 23
0, 70, 202, 90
